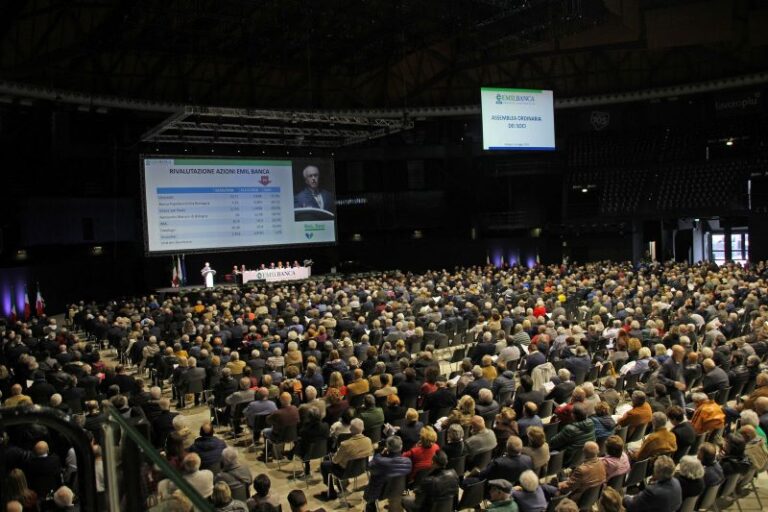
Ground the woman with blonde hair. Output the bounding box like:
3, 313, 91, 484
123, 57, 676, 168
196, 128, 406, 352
211, 481, 248, 511
441, 395, 476, 429
325, 371, 347, 398
403, 426, 440, 480
399, 408, 424, 451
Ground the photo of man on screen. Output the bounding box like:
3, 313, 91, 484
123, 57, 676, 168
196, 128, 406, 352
293, 163, 335, 221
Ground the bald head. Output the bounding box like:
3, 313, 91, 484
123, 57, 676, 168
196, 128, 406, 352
583, 441, 599, 459
34, 441, 49, 456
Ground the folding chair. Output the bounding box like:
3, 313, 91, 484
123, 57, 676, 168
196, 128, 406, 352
622, 458, 649, 493
264, 424, 298, 470
330, 457, 369, 508
375, 474, 407, 512
577, 485, 602, 511
456, 479, 486, 511
293, 437, 329, 487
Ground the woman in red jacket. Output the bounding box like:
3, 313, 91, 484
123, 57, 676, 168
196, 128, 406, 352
403, 426, 441, 481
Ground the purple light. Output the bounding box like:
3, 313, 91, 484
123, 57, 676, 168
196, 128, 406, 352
491, 249, 503, 268
526, 256, 537, 268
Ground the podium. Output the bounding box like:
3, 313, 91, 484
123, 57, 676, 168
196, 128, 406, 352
201, 267, 217, 288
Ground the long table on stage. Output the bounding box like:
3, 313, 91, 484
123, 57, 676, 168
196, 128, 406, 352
242, 266, 311, 283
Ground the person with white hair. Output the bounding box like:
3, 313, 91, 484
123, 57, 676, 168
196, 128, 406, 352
739, 409, 767, 444
163, 452, 214, 499
215, 447, 252, 498
513, 469, 558, 512
675, 455, 706, 499
51, 486, 76, 510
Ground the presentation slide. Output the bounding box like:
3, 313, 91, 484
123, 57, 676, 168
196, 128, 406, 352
142, 156, 336, 254
481, 88, 555, 150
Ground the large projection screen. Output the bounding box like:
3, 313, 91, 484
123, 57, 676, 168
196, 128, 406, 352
481, 88, 555, 151
141, 156, 337, 254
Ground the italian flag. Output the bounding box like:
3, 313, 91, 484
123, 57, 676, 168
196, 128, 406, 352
35, 284, 45, 316
23, 285, 31, 320
171, 256, 180, 287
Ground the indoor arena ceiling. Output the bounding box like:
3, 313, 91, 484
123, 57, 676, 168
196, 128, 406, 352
0, 0, 767, 110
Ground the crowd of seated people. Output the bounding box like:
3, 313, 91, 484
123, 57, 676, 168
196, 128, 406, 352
1, 260, 768, 511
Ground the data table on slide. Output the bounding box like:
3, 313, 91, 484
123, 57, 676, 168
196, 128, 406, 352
155, 187, 284, 247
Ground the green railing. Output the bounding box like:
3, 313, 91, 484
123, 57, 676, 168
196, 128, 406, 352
103, 405, 214, 511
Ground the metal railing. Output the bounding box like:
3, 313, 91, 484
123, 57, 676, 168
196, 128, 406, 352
102, 405, 214, 511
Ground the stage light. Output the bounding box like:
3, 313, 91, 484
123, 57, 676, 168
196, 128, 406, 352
726, 139, 734, 146
14, 250, 27, 261
581, 188, 588, 193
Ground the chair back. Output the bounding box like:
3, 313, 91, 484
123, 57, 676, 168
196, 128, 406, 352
364, 427, 382, 444
539, 399, 555, 419
305, 438, 329, 461
615, 425, 628, 443
471, 450, 493, 471
498, 389, 513, 407
718, 472, 741, 500
544, 421, 560, 442
451, 347, 467, 363
456, 478, 485, 510
446, 455, 466, 476
383, 474, 407, 512
229, 481, 249, 502
545, 450, 565, 478
573, 370, 588, 386
695, 482, 722, 511
622, 458, 649, 489
715, 387, 731, 406
626, 424, 647, 443
341, 457, 368, 479
606, 473, 624, 492
274, 424, 298, 444
577, 485, 602, 511
678, 495, 699, 512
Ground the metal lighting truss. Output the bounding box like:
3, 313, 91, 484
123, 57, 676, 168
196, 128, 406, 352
141, 106, 414, 148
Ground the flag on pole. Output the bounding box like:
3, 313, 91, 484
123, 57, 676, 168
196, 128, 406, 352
35, 283, 45, 316
177, 254, 184, 287
171, 256, 179, 287
181, 254, 187, 286
9, 285, 17, 323
23, 285, 31, 320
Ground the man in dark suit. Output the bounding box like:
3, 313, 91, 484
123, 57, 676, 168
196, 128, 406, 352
294, 165, 334, 213
25, 441, 62, 500
464, 366, 491, 400
151, 398, 177, 448
470, 332, 497, 365
114, 365, 139, 396
178, 357, 206, 408
700, 358, 729, 395
623, 455, 682, 512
